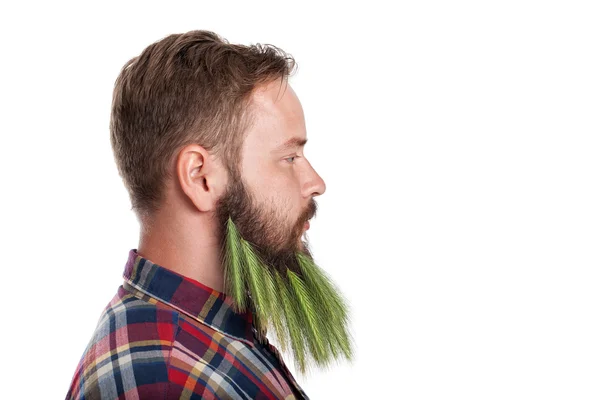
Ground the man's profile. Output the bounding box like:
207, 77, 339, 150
65, 30, 352, 399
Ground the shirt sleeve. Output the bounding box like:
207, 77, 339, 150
65, 306, 182, 399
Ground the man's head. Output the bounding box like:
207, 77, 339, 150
110, 30, 324, 264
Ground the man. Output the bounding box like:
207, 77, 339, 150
66, 30, 352, 400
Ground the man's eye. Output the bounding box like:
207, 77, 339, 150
285, 156, 298, 163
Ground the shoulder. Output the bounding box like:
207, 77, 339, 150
66, 287, 183, 399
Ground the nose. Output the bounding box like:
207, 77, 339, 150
302, 159, 326, 198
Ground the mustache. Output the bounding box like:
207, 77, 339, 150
300, 199, 318, 224
291, 199, 318, 239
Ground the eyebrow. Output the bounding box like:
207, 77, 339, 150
272, 137, 308, 153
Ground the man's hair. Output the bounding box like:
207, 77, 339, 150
109, 30, 297, 223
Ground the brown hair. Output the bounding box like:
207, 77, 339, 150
109, 30, 297, 223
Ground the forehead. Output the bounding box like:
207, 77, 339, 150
245, 80, 306, 151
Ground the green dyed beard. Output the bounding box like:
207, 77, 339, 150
222, 216, 353, 374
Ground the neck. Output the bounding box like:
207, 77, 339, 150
137, 207, 225, 292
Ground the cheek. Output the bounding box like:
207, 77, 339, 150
248, 169, 301, 220
262, 191, 299, 227
271, 192, 296, 218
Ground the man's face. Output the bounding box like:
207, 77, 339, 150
215, 79, 326, 273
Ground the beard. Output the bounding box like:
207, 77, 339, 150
214, 168, 353, 374
215, 168, 316, 276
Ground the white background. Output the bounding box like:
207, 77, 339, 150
1, 1, 599, 399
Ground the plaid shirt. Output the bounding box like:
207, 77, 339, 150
66, 249, 308, 399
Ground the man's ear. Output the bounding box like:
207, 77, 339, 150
176, 144, 226, 212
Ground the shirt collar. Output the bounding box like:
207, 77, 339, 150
122, 248, 255, 344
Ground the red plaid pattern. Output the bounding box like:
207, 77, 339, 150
65, 249, 308, 399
